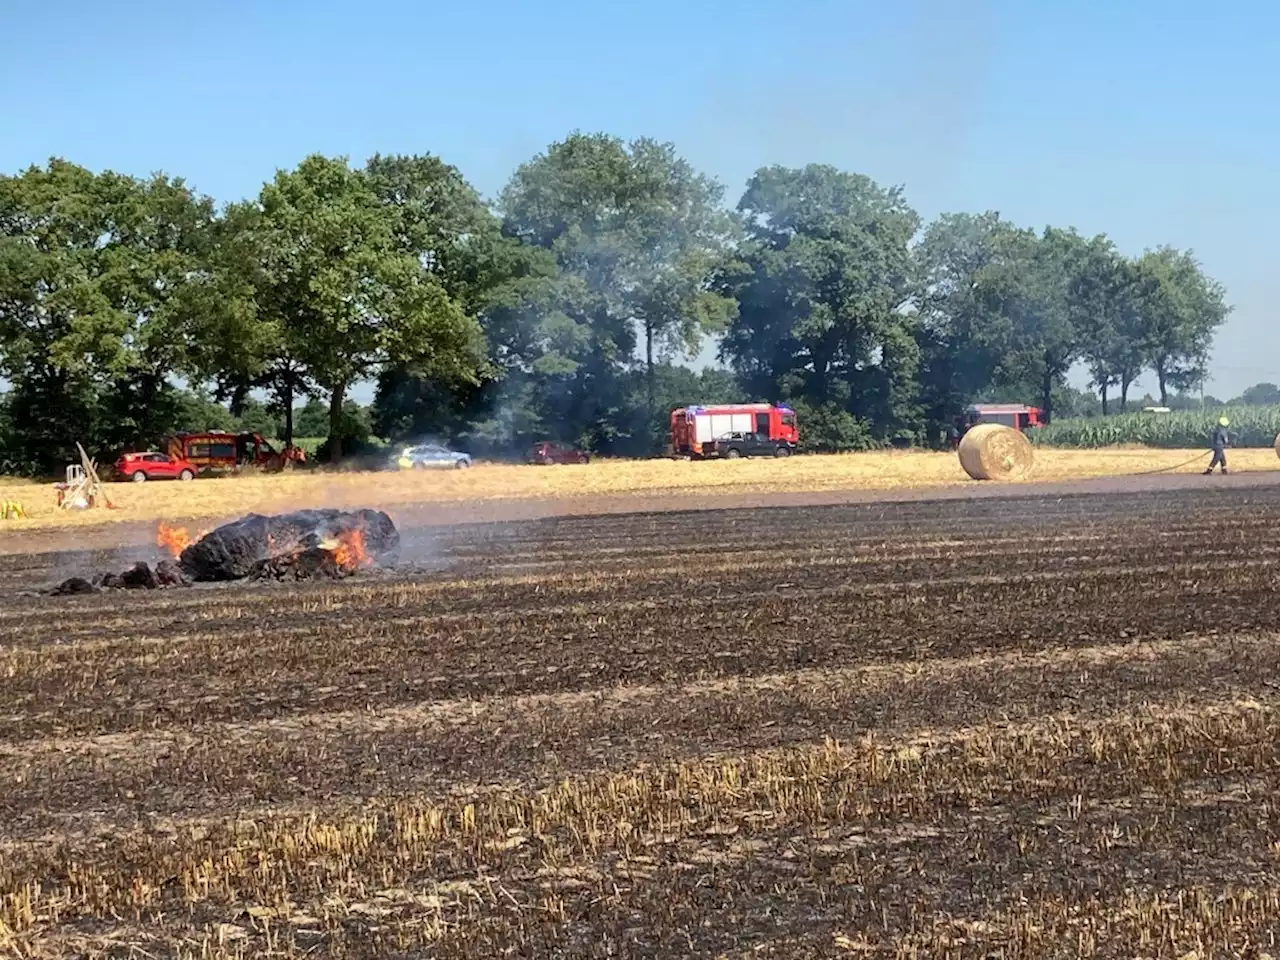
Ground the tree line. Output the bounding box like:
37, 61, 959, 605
0, 134, 1232, 474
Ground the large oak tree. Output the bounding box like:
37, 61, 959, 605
500, 133, 737, 447
249, 155, 487, 458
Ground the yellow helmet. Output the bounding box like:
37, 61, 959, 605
1219, 417, 1230, 427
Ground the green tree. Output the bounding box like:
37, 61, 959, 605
364, 153, 502, 304
1104, 257, 1148, 413
721, 164, 922, 448
234, 397, 278, 438
290, 399, 330, 438
1061, 234, 1146, 415
1238, 382, 1280, 406
1131, 246, 1231, 405
970, 226, 1087, 423
913, 211, 1022, 438
314, 401, 376, 461
500, 133, 737, 446
0, 158, 220, 469
182, 199, 317, 445
251, 155, 487, 459
368, 152, 573, 451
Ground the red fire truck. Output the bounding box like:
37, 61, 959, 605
165, 432, 308, 473
670, 403, 799, 458
957, 404, 1046, 437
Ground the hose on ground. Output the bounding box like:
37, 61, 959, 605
1121, 450, 1213, 477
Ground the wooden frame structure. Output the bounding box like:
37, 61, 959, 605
55, 443, 116, 510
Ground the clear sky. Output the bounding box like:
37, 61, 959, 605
3, 0, 1277, 400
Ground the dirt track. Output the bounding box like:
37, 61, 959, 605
3, 476, 1280, 956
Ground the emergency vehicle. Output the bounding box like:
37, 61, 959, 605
165, 432, 307, 473
959, 404, 1045, 433
670, 403, 799, 458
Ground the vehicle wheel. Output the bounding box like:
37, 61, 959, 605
724, 449, 741, 460
179, 469, 195, 481
774, 446, 792, 457
132, 471, 148, 483
455, 460, 471, 469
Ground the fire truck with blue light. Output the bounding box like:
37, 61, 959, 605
669, 403, 799, 458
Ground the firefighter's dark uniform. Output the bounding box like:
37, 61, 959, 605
1205, 424, 1229, 474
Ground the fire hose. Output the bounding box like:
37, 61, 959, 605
1122, 450, 1213, 477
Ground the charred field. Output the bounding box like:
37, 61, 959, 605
3, 481, 1280, 958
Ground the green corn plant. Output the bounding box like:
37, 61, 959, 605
1028, 407, 1280, 449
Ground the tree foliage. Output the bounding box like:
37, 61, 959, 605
255, 156, 488, 457
914, 211, 1021, 437
0, 138, 1236, 473
499, 133, 737, 449
721, 165, 922, 445
0, 159, 221, 469
1132, 246, 1231, 404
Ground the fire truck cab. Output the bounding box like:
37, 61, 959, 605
670, 403, 799, 458
959, 404, 1046, 433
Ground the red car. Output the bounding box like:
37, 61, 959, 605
527, 441, 590, 465
114, 451, 199, 482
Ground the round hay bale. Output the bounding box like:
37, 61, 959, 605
958, 423, 1035, 481
1274, 432, 1280, 459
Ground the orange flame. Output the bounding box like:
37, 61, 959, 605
157, 523, 193, 559
156, 522, 207, 559
330, 529, 370, 569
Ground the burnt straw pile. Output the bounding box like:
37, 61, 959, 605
53, 560, 188, 596
52, 508, 399, 595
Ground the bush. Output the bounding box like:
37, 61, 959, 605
315, 434, 384, 464
792, 402, 880, 453
1030, 407, 1280, 449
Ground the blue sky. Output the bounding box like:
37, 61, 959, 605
3, 0, 1278, 401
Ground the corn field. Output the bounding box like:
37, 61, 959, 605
1031, 406, 1280, 448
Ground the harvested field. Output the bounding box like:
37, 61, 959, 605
4, 480, 1280, 956
3, 445, 1277, 532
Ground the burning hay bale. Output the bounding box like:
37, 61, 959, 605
249, 546, 355, 581
178, 509, 399, 582
50, 508, 399, 596
958, 423, 1035, 482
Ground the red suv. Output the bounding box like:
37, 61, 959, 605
114, 451, 198, 482
527, 441, 590, 465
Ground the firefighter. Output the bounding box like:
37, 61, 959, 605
1204, 416, 1230, 475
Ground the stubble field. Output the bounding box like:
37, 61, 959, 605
2, 445, 1275, 531
3, 478, 1280, 957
